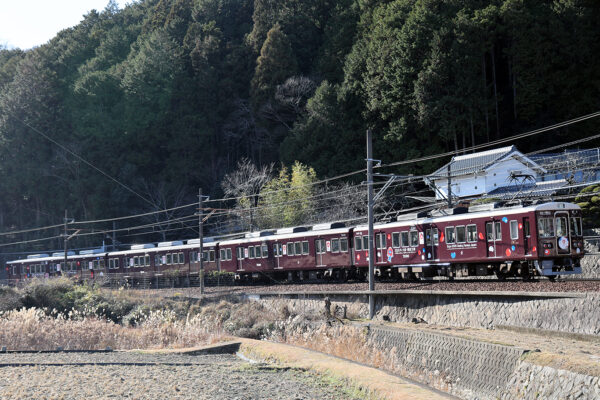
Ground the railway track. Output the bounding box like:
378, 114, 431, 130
149, 277, 600, 296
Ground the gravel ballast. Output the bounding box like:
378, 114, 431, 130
0, 352, 361, 399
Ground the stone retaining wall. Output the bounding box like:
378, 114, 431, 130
501, 362, 600, 399
579, 254, 600, 279
255, 292, 599, 335
366, 325, 524, 399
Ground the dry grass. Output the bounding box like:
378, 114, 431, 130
0, 307, 225, 350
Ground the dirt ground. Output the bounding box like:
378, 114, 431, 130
0, 352, 363, 400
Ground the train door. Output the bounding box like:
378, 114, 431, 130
485, 220, 502, 258
375, 232, 387, 264
236, 246, 244, 271
315, 238, 326, 267
554, 212, 570, 254
424, 226, 438, 261
523, 217, 531, 254
273, 242, 282, 269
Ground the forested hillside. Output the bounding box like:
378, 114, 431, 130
0, 0, 599, 249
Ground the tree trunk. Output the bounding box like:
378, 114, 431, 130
482, 54, 490, 143
491, 46, 500, 138
470, 111, 475, 152
512, 60, 517, 119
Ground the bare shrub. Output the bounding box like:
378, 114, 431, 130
0, 307, 225, 351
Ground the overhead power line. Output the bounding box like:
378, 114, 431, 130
7, 110, 158, 208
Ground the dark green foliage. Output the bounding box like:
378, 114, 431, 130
0, 0, 599, 259
251, 23, 298, 108
576, 184, 600, 228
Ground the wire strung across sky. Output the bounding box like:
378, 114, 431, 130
2, 111, 600, 250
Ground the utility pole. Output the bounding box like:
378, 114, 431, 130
63, 210, 68, 276
366, 129, 375, 319
199, 188, 205, 295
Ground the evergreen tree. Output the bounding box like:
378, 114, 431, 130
250, 23, 298, 109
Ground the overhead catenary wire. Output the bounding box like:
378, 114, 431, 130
6, 109, 159, 208
3, 111, 600, 249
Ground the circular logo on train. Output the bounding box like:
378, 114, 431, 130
558, 236, 569, 250
387, 247, 393, 262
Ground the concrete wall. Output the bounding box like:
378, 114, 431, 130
501, 362, 600, 400
255, 291, 599, 335
366, 325, 524, 399
257, 296, 599, 399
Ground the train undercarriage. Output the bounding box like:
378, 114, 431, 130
235, 257, 582, 283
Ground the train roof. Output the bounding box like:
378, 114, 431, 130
7, 202, 580, 264
355, 202, 580, 231
218, 226, 351, 246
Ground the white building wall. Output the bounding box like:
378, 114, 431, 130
484, 157, 538, 194
433, 175, 486, 199
431, 156, 539, 200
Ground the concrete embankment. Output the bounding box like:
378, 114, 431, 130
249, 290, 599, 335
247, 290, 599, 399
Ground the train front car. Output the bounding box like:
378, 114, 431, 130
533, 202, 583, 278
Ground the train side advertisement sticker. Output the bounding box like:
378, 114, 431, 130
281, 246, 286, 256
326, 241, 331, 251
419, 232, 424, 245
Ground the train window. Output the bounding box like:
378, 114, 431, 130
524, 220, 530, 237
178, 253, 184, 264
355, 237, 362, 251
392, 233, 400, 248
456, 226, 466, 243
375, 233, 386, 249
401, 232, 409, 247
273, 244, 279, 257
209, 250, 215, 262
410, 231, 419, 246
467, 225, 477, 242
433, 228, 439, 245
331, 238, 340, 253
228, 248, 233, 260
133, 257, 138, 267
254, 245, 261, 258
425, 229, 432, 246
555, 217, 567, 237
249, 246, 255, 259
260, 246, 267, 258
486, 223, 493, 241
302, 241, 310, 254
571, 217, 582, 236
220, 249, 226, 260
294, 242, 302, 256
167, 254, 172, 265
340, 239, 348, 252
286, 242, 294, 256
445, 227, 455, 244
495, 222, 502, 241
316, 239, 327, 254
100, 259, 105, 269
510, 221, 519, 240
363, 235, 370, 250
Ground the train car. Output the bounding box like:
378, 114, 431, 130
4, 201, 584, 283
353, 201, 583, 279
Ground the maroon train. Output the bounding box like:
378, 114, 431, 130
6, 201, 584, 281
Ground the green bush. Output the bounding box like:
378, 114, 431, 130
20, 278, 89, 313
576, 184, 600, 228
0, 286, 23, 312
